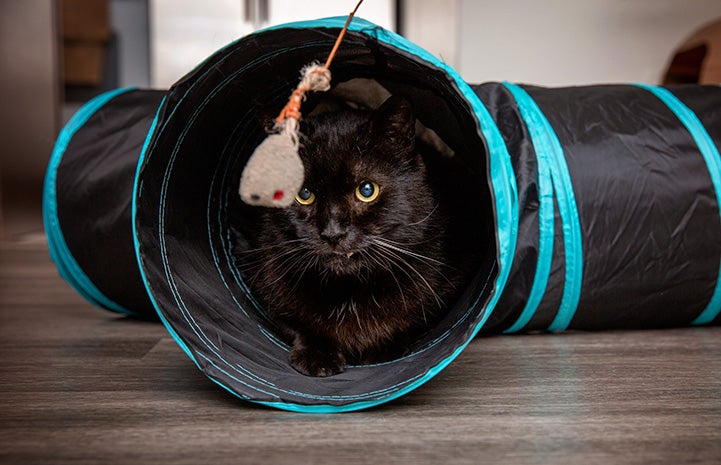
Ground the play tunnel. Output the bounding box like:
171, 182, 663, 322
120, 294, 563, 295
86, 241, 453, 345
44, 17, 721, 412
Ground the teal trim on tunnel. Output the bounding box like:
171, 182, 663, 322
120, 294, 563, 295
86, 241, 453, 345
502, 83, 583, 332
501, 83, 555, 333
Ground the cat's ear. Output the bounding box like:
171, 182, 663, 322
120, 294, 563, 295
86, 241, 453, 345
369, 95, 415, 152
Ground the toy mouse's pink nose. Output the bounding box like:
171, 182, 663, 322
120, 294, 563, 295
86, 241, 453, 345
273, 190, 285, 201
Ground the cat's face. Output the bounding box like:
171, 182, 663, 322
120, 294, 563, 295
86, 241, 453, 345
270, 96, 437, 276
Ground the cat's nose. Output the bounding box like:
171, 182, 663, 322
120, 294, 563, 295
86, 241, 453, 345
320, 220, 348, 246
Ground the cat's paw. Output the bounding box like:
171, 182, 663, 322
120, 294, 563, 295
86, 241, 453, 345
289, 345, 346, 377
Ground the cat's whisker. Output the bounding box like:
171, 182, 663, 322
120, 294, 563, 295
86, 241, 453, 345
237, 255, 282, 272
373, 245, 444, 309
242, 244, 303, 269
242, 246, 308, 287
280, 250, 317, 281
239, 243, 313, 280
335, 300, 361, 329
259, 248, 312, 288
237, 238, 305, 255
367, 306, 381, 331
375, 234, 444, 248
406, 203, 439, 227
372, 238, 446, 266
367, 248, 409, 317
288, 251, 319, 294
330, 300, 349, 324
350, 299, 363, 330
286, 254, 307, 293
372, 238, 458, 289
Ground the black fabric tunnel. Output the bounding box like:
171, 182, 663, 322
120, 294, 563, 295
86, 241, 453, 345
44, 17, 721, 412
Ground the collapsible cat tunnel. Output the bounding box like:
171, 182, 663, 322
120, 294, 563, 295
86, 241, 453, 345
44, 17, 721, 412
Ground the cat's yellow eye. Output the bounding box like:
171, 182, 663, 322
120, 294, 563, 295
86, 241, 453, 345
355, 181, 380, 203
295, 187, 316, 205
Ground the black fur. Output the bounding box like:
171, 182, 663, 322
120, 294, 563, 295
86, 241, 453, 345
234, 96, 484, 377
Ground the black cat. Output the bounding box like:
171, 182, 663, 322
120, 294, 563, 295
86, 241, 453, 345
235, 95, 484, 377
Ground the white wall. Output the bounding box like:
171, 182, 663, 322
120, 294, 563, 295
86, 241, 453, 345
457, 0, 721, 86
268, 0, 394, 31
149, 0, 394, 88
402, 0, 460, 69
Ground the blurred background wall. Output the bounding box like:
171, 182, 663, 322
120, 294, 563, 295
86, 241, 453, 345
0, 1, 59, 238
1, 0, 721, 238
456, 0, 721, 85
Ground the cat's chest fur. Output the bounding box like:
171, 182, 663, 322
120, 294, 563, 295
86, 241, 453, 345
264, 254, 452, 359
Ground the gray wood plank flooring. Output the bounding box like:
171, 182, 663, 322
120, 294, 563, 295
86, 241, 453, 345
1, 240, 720, 465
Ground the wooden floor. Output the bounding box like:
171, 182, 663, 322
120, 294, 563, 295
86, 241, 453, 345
1, 238, 721, 465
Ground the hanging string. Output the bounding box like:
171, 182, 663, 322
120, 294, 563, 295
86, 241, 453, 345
239, 0, 365, 208
273, 0, 365, 138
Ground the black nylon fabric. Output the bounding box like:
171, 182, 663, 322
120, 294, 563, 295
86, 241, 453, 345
56, 89, 164, 316
666, 85, 721, 326
473, 83, 721, 332
528, 85, 720, 329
